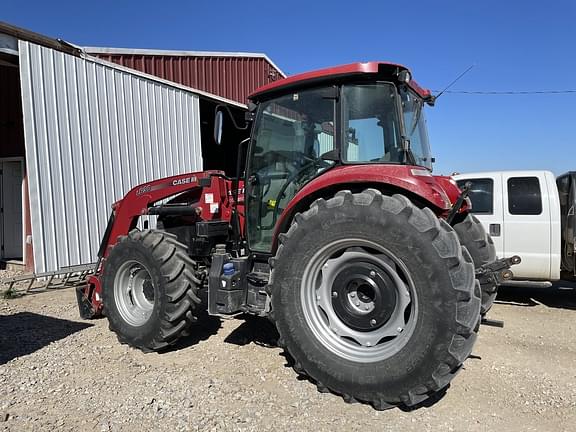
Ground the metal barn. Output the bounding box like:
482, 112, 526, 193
0, 22, 284, 274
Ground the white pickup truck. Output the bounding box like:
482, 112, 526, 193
453, 170, 575, 285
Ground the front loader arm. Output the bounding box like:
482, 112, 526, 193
77, 170, 232, 319
103, 170, 231, 259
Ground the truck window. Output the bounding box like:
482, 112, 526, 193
507, 177, 542, 215
456, 178, 493, 214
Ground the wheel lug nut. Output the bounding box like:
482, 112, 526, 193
332, 291, 338, 298
366, 342, 372, 347
350, 292, 356, 298
397, 327, 403, 333
369, 270, 376, 277
364, 306, 370, 310
316, 295, 321, 301
370, 319, 377, 326
355, 301, 360, 306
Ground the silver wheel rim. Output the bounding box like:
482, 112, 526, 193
301, 238, 418, 363
113, 260, 155, 327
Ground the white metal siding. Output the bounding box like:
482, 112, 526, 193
19, 41, 203, 273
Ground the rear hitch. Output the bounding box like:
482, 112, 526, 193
476, 255, 521, 330
481, 317, 504, 328
475, 255, 521, 286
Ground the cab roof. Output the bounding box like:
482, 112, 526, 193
249, 61, 432, 101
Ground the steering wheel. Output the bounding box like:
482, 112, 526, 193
265, 150, 332, 168
251, 149, 333, 229
268, 157, 333, 228
252, 150, 326, 193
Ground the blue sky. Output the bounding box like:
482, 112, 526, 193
4, 1, 575, 175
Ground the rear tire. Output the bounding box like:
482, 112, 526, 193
101, 229, 201, 351
453, 214, 497, 315
270, 190, 481, 409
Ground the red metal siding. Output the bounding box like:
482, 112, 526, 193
92, 54, 282, 105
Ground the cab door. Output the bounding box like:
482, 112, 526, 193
245, 87, 336, 253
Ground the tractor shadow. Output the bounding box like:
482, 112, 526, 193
0, 312, 93, 365
223, 314, 449, 412
224, 315, 279, 347
397, 386, 450, 412
495, 281, 576, 311
166, 290, 223, 351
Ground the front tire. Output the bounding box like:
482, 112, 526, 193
101, 229, 201, 352
270, 190, 481, 409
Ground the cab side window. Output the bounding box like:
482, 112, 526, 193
507, 177, 542, 215
456, 178, 493, 214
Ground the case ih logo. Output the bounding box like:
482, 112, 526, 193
172, 176, 197, 186
135, 176, 199, 196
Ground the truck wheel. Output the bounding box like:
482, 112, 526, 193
453, 214, 497, 315
101, 229, 201, 351
270, 190, 480, 409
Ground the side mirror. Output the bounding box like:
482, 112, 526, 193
214, 110, 224, 145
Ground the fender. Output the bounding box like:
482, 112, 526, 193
434, 175, 471, 213
272, 165, 453, 253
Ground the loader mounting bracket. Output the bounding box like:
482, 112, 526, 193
76, 284, 96, 319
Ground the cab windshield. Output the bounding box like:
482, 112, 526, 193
399, 86, 433, 170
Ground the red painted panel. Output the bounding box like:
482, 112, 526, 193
22, 172, 34, 272
434, 175, 470, 213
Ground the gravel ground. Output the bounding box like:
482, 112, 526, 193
0, 279, 575, 432
0, 269, 23, 285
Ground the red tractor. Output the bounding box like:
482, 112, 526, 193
77, 62, 517, 410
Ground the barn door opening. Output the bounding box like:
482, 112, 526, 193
0, 159, 24, 260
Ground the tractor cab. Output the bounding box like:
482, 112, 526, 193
239, 62, 435, 253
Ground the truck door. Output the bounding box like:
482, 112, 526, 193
503, 173, 551, 279
456, 174, 505, 257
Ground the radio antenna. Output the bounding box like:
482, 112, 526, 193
431, 64, 475, 104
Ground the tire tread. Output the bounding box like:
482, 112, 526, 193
102, 229, 200, 351
270, 189, 480, 409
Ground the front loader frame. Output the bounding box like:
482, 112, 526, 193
77, 170, 241, 318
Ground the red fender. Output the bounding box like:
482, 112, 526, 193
272, 165, 454, 252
